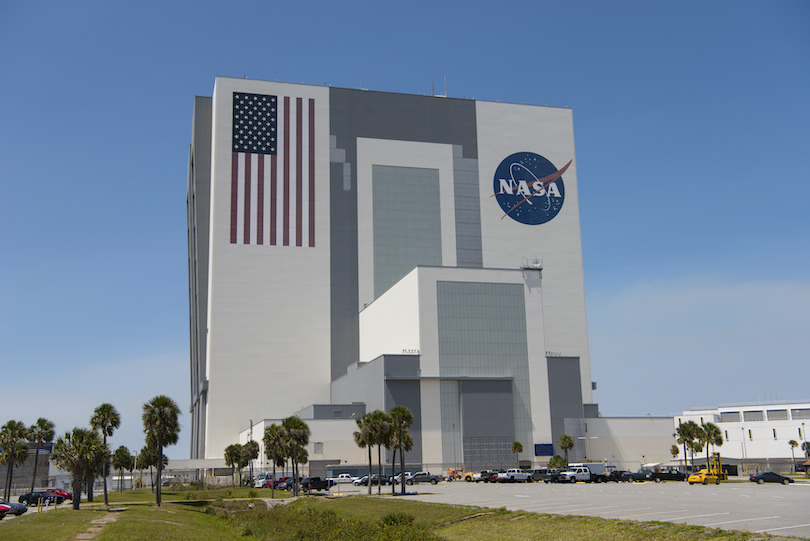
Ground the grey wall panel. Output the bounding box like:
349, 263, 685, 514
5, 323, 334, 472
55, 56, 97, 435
547, 356, 583, 454
385, 380, 423, 464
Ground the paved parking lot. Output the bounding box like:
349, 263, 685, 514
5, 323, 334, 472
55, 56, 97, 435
389, 479, 810, 538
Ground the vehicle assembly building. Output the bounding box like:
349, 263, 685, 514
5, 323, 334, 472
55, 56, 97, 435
187, 77, 597, 471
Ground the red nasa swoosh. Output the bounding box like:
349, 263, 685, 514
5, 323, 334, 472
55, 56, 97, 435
494, 159, 572, 219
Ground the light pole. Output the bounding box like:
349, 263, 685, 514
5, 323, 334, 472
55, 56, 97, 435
326, 464, 342, 495
577, 436, 598, 462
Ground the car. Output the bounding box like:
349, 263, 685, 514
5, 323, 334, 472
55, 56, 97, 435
0, 503, 10, 520
0, 499, 27, 516
45, 488, 73, 500
405, 472, 440, 485
687, 469, 719, 485
18, 491, 65, 506
606, 470, 629, 482
648, 468, 686, 483
542, 469, 563, 483
749, 471, 794, 485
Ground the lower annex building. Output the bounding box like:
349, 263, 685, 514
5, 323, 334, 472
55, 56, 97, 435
187, 77, 597, 471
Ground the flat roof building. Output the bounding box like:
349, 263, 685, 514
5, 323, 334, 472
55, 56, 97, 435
188, 77, 595, 468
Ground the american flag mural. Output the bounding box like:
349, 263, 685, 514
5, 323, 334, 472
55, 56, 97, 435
231, 92, 316, 246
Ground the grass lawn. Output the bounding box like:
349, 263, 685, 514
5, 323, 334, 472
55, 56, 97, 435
2, 491, 802, 541
0, 508, 106, 541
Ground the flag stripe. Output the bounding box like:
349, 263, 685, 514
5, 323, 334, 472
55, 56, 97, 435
296, 97, 303, 247
270, 154, 277, 245
243, 155, 251, 244
256, 154, 264, 245
309, 98, 315, 247
230, 153, 239, 244
283, 96, 290, 246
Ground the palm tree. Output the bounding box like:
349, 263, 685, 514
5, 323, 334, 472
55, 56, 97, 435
263, 423, 286, 498
676, 421, 701, 470
1, 420, 28, 501
557, 433, 574, 466
280, 416, 310, 496
142, 395, 181, 506
90, 403, 121, 506
366, 409, 392, 495
670, 444, 680, 460
788, 440, 798, 473
389, 405, 413, 495
243, 440, 259, 485
111, 446, 133, 491
512, 441, 523, 468
27, 418, 55, 496
224, 444, 243, 486
51, 427, 105, 510
702, 422, 723, 468
354, 414, 374, 495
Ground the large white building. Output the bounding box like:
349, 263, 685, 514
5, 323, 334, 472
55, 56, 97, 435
188, 77, 597, 469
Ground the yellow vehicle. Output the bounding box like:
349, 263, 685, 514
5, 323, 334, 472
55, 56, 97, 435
688, 452, 726, 485
688, 469, 719, 485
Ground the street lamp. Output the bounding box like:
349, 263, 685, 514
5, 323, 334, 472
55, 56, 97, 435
326, 464, 343, 495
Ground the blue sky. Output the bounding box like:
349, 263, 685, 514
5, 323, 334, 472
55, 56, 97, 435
1, 1, 808, 459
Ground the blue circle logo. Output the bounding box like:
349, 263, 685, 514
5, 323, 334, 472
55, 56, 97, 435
492, 152, 570, 225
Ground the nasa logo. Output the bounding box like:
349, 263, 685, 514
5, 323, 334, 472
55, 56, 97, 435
492, 152, 571, 225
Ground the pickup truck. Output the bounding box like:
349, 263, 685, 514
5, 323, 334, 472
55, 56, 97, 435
327, 473, 358, 484
405, 472, 440, 485
558, 466, 593, 483
300, 477, 333, 491
497, 469, 533, 483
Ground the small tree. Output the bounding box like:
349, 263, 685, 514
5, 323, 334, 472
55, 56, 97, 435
788, 440, 798, 473
1, 420, 28, 501
27, 418, 55, 496
90, 403, 121, 506
670, 445, 680, 460
142, 395, 181, 506
548, 454, 566, 469
224, 444, 243, 486
263, 423, 286, 498
111, 446, 133, 491
243, 440, 259, 485
557, 433, 574, 466
50, 427, 104, 510
389, 405, 414, 495
512, 441, 523, 467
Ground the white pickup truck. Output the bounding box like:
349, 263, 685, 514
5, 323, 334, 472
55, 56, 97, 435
559, 466, 593, 483
327, 473, 358, 484
497, 469, 533, 483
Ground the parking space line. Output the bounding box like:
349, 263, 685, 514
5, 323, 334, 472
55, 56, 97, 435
667, 513, 730, 521
755, 523, 810, 534
704, 516, 780, 527
620, 509, 688, 518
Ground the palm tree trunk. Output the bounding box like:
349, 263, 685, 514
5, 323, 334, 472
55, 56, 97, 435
400, 442, 406, 495
367, 446, 372, 495
377, 444, 382, 495
30, 445, 41, 495
391, 448, 397, 495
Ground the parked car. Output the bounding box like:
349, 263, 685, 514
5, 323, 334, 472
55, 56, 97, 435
531, 468, 549, 482
687, 469, 719, 485
405, 472, 440, 485
300, 477, 333, 491
749, 472, 793, 485
0, 499, 27, 516
45, 488, 73, 500
648, 468, 685, 483
0, 503, 10, 520
497, 469, 533, 483
18, 491, 64, 506
542, 469, 563, 483
606, 470, 629, 482
276, 477, 302, 491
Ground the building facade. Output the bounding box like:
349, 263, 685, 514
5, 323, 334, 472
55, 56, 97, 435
188, 77, 595, 467
677, 402, 810, 473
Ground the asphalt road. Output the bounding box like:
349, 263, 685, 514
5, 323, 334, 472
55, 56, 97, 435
390, 478, 810, 539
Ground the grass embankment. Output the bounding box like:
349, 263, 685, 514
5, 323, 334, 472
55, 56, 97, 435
2, 488, 804, 541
